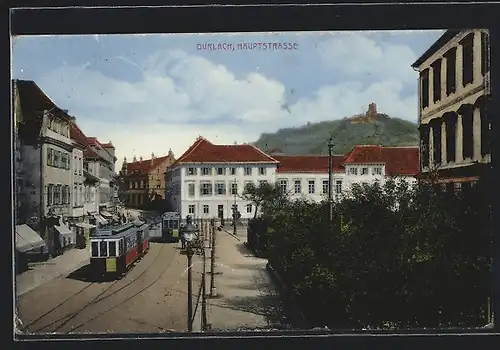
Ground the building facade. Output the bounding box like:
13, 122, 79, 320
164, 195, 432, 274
120, 152, 176, 209
14, 80, 74, 250
86, 138, 117, 212
412, 29, 491, 188
166, 138, 420, 220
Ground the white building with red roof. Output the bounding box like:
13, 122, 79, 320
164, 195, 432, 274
165, 137, 420, 220
165, 137, 279, 220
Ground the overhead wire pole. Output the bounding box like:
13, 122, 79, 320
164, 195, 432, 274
328, 137, 334, 222
233, 178, 238, 236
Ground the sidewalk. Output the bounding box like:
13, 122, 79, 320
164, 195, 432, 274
15, 248, 90, 297
204, 225, 286, 331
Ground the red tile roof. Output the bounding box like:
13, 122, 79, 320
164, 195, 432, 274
274, 145, 419, 176
126, 155, 175, 174
381, 147, 420, 176
70, 123, 103, 159
273, 155, 345, 173
173, 137, 279, 165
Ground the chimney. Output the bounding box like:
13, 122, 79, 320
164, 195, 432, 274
133, 155, 137, 162
168, 148, 174, 158
139, 156, 143, 162
122, 157, 127, 168
151, 152, 155, 166
234, 141, 238, 145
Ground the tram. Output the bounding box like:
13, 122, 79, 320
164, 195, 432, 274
161, 212, 181, 242
90, 220, 150, 278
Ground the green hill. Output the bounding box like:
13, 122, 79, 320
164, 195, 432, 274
253, 113, 419, 155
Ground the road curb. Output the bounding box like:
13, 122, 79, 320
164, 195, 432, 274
16, 257, 90, 297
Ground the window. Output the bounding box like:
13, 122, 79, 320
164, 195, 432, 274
335, 180, 342, 194
445, 47, 457, 95
201, 167, 211, 176
78, 158, 82, 174
216, 182, 226, 195
431, 59, 442, 102
188, 205, 195, 214
373, 167, 382, 175
308, 180, 315, 194
279, 179, 288, 193
91, 242, 99, 257
140, 181, 144, 188
74, 156, 77, 174
230, 167, 236, 176
203, 205, 209, 214
54, 150, 61, 168
322, 180, 329, 194
216, 167, 226, 175
231, 182, 238, 195
54, 184, 61, 204
74, 185, 78, 205
481, 31, 489, 75
348, 167, 358, 176
259, 167, 266, 175
99, 241, 108, 257
62, 185, 67, 204
47, 148, 53, 166
246, 204, 252, 213
244, 167, 252, 175
47, 184, 53, 205
361, 167, 369, 175
461, 33, 474, 86
294, 180, 301, 194
109, 241, 116, 257
421, 68, 430, 109
200, 182, 212, 196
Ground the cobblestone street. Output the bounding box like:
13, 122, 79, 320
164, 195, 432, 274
16, 242, 203, 334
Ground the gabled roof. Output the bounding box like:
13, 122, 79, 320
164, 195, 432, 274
273, 155, 345, 174
173, 137, 278, 165
343, 145, 384, 164
14, 79, 73, 125
126, 155, 175, 174
411, 30, 461, 68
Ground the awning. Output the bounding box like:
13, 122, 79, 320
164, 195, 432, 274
54, 224, 72, 238
94, 214, 108, 225
15, 224, 46, 253
100, 211, 113, 218
75, 222, 96, 229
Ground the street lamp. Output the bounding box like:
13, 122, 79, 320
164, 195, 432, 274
233, 179, 237, 235
183, 215, 198, 332
327, 137, 334, 222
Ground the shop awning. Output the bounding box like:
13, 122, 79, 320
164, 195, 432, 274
94, 214, 108, 225
54, 224, 72, 238
100, 211, 113, 218
15, 224, 46, 253
75, 222, 96, 229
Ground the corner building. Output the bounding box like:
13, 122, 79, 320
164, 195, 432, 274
412, 29, 491, 189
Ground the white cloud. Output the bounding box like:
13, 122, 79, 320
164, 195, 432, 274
33, 34, 422, 171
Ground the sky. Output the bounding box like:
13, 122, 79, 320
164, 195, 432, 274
12, 30, 444, 170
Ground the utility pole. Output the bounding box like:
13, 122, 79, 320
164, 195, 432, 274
328, 137, 334, 222
201, 237, 208, 331
209, 218, 218, 297
233, 178, 238, 236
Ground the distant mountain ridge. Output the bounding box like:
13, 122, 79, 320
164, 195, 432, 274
253, 104, 419, 155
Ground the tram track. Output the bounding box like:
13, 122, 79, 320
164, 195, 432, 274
28, 243, 168, 333
63, 244, 179, 334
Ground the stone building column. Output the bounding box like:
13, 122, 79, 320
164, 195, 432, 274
456, 44, 463, 90
429, 125, 434, 166
428, 67, 434, 107
473, 106, 482, 161
456, 114, 464, 162
441, 119, 447, 164
441, 56, 447, 98
473, 31, 482, 83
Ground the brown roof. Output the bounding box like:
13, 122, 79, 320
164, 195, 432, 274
174, 137, 278, 165
126, 155, 175, 175
273, 155, 345, 174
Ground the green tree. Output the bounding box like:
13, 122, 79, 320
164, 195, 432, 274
240, 181, 288, 218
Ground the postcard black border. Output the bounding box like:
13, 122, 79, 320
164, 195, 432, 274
5, 1, 500, 349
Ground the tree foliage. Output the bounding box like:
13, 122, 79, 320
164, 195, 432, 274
249, 177, 492, 329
